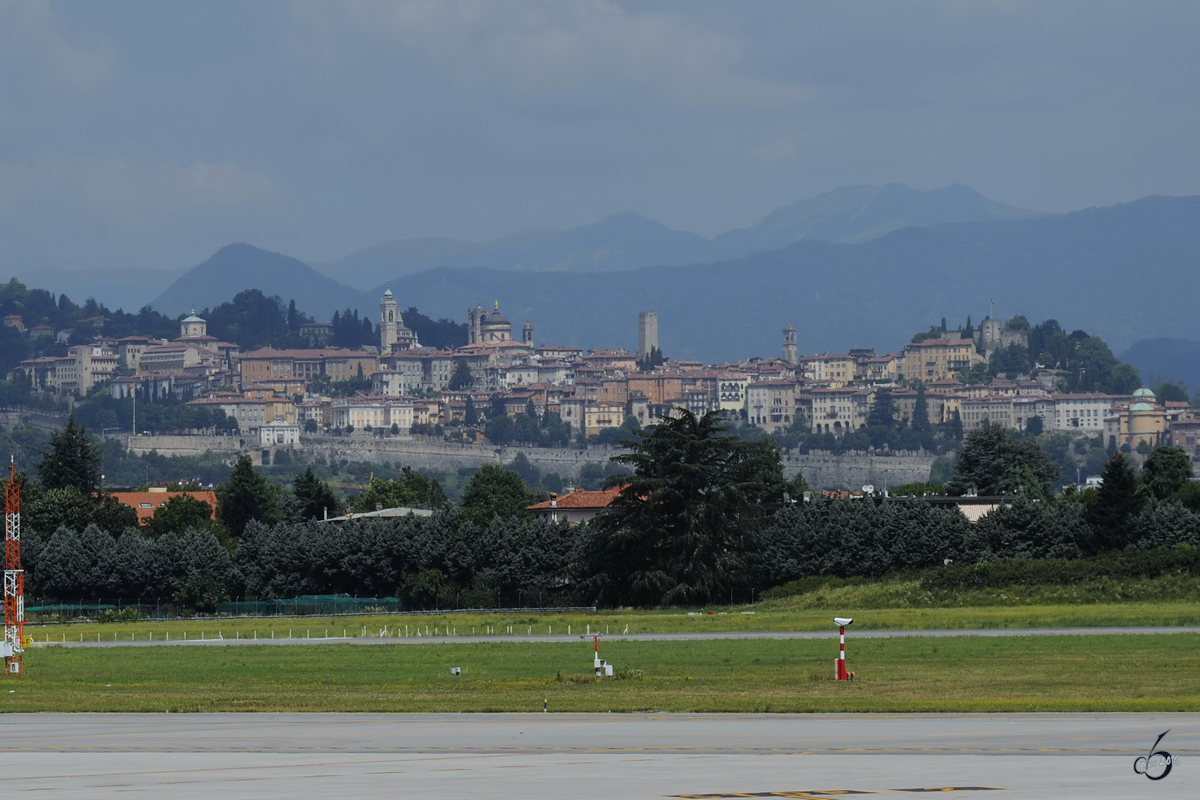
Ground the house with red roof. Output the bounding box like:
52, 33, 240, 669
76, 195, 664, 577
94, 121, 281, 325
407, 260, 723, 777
110, 488, 219, 526
527, 486, 624, 524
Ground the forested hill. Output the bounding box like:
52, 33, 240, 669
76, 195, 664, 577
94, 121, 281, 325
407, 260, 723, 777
151, 244, 365, 318
0, 280, 465, 373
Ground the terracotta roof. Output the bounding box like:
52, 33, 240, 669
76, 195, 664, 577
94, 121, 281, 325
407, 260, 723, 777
110, 490, 218, 525
239, 347, 374, 359
527, 485, 625, 511
907, 338, 975, 347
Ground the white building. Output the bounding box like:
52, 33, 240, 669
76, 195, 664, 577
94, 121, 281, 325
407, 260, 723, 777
259, 417, 301, 446
330, 397, 414, 432
1052, 394, 1117, 433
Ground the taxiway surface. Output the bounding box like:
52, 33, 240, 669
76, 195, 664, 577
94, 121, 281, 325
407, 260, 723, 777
0, 713, 1192, 798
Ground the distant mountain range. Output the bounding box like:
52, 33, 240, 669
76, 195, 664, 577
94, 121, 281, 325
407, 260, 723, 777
1119, 338, 1200, 392
308, 183, 1041, 290
370, 195, 1200, 362
149, 192, 1200, 364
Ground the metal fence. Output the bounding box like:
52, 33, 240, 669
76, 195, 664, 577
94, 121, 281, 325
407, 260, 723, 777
26, 594, 402, 620
25, 596, 596, 622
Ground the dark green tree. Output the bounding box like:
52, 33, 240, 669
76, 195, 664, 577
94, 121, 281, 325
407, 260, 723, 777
37, 414, 101, 496
949, 409, 963, 440
203, 289, 293, 350
580, 409, 785, 606
25, 486, 95, 537
1175, 480, 1200, 513
216, 455, 282, 537
460, 464, 534, 525
1088, 452, 1143, 551
464, 395, 479, 425
1005, 314, 1030, 331
352, 468, 447, 513
911, 385, 931, 433
946, 422, 1059, 498
637, 346, 665, 371
1154, 381, 1190, 403
293, 465, 344, 520
92, 494, 140, 538
1140, 445, 1194, 501
866, 388, 897, 428
485, 413, 514, 445
449, 360, 474, 391
145, 493, 219, 538
1025, 415, 1044, 437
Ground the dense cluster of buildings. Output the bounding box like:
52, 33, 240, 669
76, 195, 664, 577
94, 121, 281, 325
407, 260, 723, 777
9, 296, 1198, 456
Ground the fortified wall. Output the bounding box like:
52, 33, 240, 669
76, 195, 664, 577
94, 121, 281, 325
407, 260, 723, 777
121, 433, 936, 489
781, 451, 937, 491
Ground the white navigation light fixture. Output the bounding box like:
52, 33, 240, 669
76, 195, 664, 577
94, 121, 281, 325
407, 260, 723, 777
834, 617, 853, 627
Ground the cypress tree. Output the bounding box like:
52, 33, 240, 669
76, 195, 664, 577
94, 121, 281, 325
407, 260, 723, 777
1088, 452, 1143, 551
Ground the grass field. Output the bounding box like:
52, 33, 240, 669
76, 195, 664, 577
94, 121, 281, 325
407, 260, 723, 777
22, 600, 1200, 648
7, 633, 1200, 713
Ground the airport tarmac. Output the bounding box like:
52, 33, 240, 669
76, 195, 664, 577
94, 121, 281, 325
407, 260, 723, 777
0, 713, 1192, 798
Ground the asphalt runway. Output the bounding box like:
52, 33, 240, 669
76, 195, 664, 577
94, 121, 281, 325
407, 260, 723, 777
34, 625, 1200, 648
0, 713, 1193, 798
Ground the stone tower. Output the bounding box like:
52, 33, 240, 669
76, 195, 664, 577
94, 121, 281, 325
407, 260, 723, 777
379, 288, 418, 353
380, 289, 398, 353
638, 312, 659, 359
522, 320, 534, 346
467, 306, 481, 344
783, 325, 797, 364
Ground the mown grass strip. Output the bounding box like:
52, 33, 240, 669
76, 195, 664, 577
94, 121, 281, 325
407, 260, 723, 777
25, 600, 1200, 646
6, 633, 1200, 713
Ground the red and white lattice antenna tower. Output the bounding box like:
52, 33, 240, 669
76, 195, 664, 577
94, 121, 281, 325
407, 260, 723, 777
3, 458, 23, 675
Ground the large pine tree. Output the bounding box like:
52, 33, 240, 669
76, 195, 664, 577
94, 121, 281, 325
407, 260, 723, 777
37, 414, 101, 497
216, 455, 281, 537
1088, 452, 1144, 551
581, 409, 785, 606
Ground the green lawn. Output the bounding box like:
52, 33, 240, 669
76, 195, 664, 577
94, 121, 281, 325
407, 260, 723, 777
7, 633, 1200, 713
24, 600, 1200, 647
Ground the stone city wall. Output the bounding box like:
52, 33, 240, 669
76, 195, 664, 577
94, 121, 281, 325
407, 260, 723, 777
781, 451, 937, 491
121, 433, 936, 488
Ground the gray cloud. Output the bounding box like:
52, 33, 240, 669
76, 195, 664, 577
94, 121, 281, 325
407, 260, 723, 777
0, 0, 1197, 272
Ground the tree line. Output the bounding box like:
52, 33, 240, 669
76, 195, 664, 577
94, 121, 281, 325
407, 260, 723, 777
14, 412, 1200, 612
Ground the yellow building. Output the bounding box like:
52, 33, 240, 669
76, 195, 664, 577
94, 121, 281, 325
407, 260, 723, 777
1107, 388, 1166, 450
902, 338, 983, 382
800, 354, 856, 387
583, 401, 628, 437
238, 348, 379, 387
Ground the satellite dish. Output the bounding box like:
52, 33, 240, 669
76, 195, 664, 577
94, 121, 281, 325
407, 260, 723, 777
862, 484, 875, 494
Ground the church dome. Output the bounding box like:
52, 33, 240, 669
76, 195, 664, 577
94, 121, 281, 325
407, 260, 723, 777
1130, 402, 1155, 412
481, 311, 510, 327
1133, 388, 1156, 398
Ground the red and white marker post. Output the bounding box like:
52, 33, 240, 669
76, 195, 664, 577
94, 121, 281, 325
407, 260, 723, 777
834, 617, 853, 680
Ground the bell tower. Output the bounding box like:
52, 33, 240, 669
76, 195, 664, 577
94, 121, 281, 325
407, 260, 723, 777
380, 288, 398, 353
783, 325, 797, 364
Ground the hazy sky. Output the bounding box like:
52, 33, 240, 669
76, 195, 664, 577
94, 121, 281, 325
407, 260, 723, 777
3, 1, 1198, 272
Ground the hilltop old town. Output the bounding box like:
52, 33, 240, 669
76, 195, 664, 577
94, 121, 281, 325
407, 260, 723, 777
7, 288, 1191, 472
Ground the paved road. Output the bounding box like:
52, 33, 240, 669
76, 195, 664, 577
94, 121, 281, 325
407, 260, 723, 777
32, 625, 1200, 648
0, 713, 1193, 798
